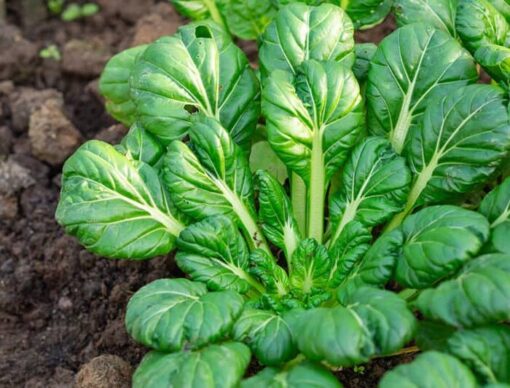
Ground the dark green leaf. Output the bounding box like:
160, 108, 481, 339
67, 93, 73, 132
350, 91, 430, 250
120, 123, 163, 166
415, 321, 456, 352
475, 45, 510, 87
480, 177, 510, 253
353, 43, 377, 82
249, 249, 289, 296
342, 0, 393, 30
394, 0, 458, 37
290, 239, 331, 294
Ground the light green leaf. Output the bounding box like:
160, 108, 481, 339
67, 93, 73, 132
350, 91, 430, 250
416, 254, 510, 327
295, 287, 416, 366
125, 278, 244, 351
176, 216, 264, 293
250, 141, 288, 185
259, 3, 354, 77
328, 137, 411, 248
342, 0, 393, 30
218, 0, 277, 40
394, 0, 458, 37
249, 249, 290, 296
480, 177, 510, 253
353, 43, 377, 82
256, 170, 300, 261
120, 123, 163, 166
233, 308, 297, 366
56, 140, 184, 260
379, 351, 478, 388
99, 44, 147, 126
130, 22, 259, 148
456, 0, 509, 53
290, 239, 331, 294
241, 361, 342, 388
170, 0, 227, 27
133, 342, 251, 388
366, 23, 477, 154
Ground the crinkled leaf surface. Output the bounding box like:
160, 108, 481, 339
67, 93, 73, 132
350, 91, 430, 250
98, 44, 147, 126
290, 238, 331, 294
241, 361, 341, 388
133, 341, 250, 388
416, 254, 510, 327
249, 249, 289, 296
329, 136, 411, 247
480, 177, 510, 253
126, 278, 244, 352
342, 0, 393, 30
130, 22, 259, 148
379, 351, 478, 388
120, 123, 163, 166
259, 3, 354, 77
366, 23, 477, 153
233, 308, 297, 366
394, 0, 458, 36
394, 206, 489, 288
56, 140, 184, 260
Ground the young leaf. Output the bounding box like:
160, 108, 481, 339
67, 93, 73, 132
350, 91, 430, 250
248, 249, 289, 296
130, 22, 259, 148
479, 177, 510, 254
262, 60, 364, 240
416, 254, 510, 327
447, 325, 510, 384
366, 23, 477, 153
393, 206, 489, 289
290, 239, 331, 294
98, 44, 147, 126
342, 0, 393, 30
352, 43, 377, 83
295, 287, 416, 366
389, 84, 510, 228
379, 351, 478, 388
176, 216, 264, 294
56, 140, 185, 260
125, 279, 244, 352
258, 3, 354, 77
394, 0, 458, 37
233, 308, 297, 366
241, 361, 341, 388
133, 342, 251, 388
328, 136, 411, 248
456, 0, 509, 53
256, 170, 300, 261
120, 123, 163, 166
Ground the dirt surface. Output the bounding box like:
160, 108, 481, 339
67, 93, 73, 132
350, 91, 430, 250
0, 2, 409, 387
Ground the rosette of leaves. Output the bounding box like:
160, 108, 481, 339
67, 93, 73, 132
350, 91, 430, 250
56, 3, 510, 386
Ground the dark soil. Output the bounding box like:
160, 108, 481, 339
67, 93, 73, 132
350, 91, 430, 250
0, 2, 411, 387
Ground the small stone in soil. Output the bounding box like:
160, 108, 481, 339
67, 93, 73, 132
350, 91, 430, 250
62, 39, 112, 77
0, 126, 13, 160
0, 157, 35, 196
94, 124, 128, 144
132, 2, 181, 46
75, 355, 132, 388
28, 99, 83, 165
0, 24, 38, 82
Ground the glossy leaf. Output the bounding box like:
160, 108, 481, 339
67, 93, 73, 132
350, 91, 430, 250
258, 3, 354, 77
328, 137, 411, 248
176, 216, 264, 293
241, 361, 341, 388
218, 0, 277, 40
295, 287, 416, 366
379, 351, 478, 388
290, 239, 331, 294
120, 123, 163, 166
248, 249, 289, 296
480, 177, 510, 253
416, 254, 510, 327
98, 44, 147, 126
125, 278, 244, 351
394, 0, 458, 36
394, 206, 489, 288
342, 0, 393, 30
366, 23, 477, 153
233, 308, 297, 366
130, 22, 259, 148
353, 43, 377, 82
133, 342, 250, 388
56, 140, 184, 260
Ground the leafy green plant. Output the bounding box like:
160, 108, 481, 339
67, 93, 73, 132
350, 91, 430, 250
56, 2, 510, 387
60, 2, 99, 21
39, 44, 61, 61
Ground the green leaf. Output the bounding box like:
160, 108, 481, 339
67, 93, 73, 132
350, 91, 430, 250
233, 308, 297, 365
475, 45, 510, 87
259, 3, 354, 77
295, 287, 416, 366
416, 254, 510, 327
366, 23, 477, 153
120, 123, 163, 166
415, 321, 456, 352
456, 0, 509, 53
241, 361, 342, 388
218, 0, 277, 40
170, 0, 226, 27
480, 177, 510, 253
130, 22, 259, 148
394, 206, 489, 288
447, 325, 510, 384
394, 0, 458, 37
290, 239, 331, 294
125, 279, 244, 352
256, 170, 300, 261
379, 351, 478, 388
56, 140, 184, 260
176, 216, 264, 294
248, 249, 290, 296
353, 43, 377, 82
250, 141, 288, 185
342, 0, 393, 30
98, 45, 147, 126
133, 342, 251, 388
328, 137, 411, 248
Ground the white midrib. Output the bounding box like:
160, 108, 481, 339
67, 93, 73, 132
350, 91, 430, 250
492, 206, 510, 228
210, 257, 265, 294
307, 126, 326, 242
283, 221, 299, 271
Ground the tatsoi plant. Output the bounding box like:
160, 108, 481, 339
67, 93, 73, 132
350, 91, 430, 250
56, 2, 510, 387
